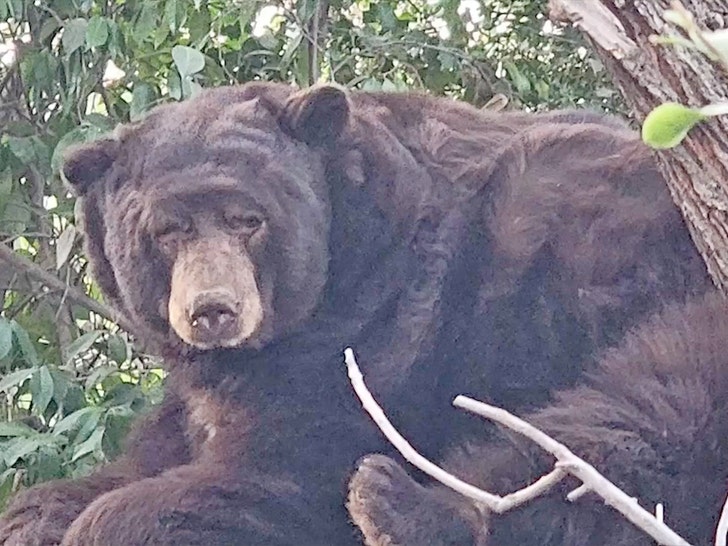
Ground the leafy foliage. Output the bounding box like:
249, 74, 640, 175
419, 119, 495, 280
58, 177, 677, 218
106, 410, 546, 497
0, 0, 618, 507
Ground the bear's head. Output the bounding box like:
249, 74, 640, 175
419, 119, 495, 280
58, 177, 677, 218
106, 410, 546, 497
62, 84, 351, 352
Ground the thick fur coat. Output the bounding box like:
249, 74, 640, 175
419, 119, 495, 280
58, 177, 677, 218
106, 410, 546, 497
350, 292, 728, 546
0, 83, 710, 545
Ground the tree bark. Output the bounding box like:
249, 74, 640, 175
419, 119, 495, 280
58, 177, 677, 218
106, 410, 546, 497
549, 0, 728, 291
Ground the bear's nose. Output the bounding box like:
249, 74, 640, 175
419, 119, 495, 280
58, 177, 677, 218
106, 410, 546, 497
189, 296, 239, 342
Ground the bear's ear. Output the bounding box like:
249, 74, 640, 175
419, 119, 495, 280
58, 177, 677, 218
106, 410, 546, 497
62, 139, 118, 195
280, 84, 350, 146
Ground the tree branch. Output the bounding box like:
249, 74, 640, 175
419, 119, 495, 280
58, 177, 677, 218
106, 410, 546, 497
0, 243, 134, 335
454, 396, 691, 546
716, 492, 728, 546
345, 347, 693, 546
345, 348, 567, 513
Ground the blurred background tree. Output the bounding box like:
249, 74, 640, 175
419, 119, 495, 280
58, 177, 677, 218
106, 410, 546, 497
0, 0, 619, 508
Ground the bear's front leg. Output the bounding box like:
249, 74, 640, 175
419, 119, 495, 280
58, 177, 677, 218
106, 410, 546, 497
0, 469, 129, 546
61, 463, 348, 546
0, 394, 189, 546
348, 455, 489, 546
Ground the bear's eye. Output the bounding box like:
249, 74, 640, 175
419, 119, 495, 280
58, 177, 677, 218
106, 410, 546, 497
224, 211, 264, 233
154, 219, 192, 239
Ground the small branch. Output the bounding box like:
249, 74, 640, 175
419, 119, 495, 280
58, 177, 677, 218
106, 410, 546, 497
0, 243, 133, 334
716, 492, 728, 546
454, 396, 692, 546
344, 348, 565, 513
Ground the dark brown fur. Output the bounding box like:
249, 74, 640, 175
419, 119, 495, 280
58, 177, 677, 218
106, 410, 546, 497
0, 83, 710, 545
349, 292, 728, 546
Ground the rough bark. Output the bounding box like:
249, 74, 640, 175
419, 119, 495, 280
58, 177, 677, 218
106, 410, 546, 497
549, 0, 728, 291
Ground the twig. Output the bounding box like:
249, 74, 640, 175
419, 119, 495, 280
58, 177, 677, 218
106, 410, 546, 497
454, 396, 692, 546
716, 492, 728, 546
346, 347, 695, 544
344, 348, 566, 513
0, 243, 132, 334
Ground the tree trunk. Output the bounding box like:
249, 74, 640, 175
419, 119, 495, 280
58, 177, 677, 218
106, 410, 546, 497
549, 0, 728, 291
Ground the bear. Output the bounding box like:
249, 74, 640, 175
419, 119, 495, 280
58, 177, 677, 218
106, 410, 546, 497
0, 82, 711, 545
348, 290, 728, 546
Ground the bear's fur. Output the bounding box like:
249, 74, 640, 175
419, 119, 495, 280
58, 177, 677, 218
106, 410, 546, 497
349, 291, 728, 546
0, 83, 711, 545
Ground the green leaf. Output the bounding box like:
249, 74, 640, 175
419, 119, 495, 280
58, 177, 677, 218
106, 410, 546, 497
65, 331, 102, 366
53, 407, 102, 437
51, 128, 87, 174
0, 367, 35, 394
30, 447, 63, 482
164, 0, 183, 32
133, 3, 158, 43
642, 102, 708, 149
7, 136, 49, 165
30, 366, 54, 415
71, 426, 105, 462
504, 60, 531, 95
0, 422, 38, 437
0, 469, 17, 512
85, 364, 119, 389
4, 438, 42, 467
0, 168, 12, 197
6, 0, 21, 19
49, 368, 70, 407
172, 45, 205, 77
1, 196, 31, 235
62, 18, 89, 56
11, 321, 39, 366
130, 82, 157, 121
0, 316, 12, 360
376, 3, 398, 32
107, 334, 129, 364
188, 7, 212, 43
168, 70, 182, 101
86, 16, 109, 49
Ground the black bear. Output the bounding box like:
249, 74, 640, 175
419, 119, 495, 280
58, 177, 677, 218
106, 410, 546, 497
0, 83, 709, 545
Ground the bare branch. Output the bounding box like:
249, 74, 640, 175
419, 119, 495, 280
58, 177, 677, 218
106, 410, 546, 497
346, 348, 695, 545
716, 492, 728, 546
454, 396, 692, 546
344, 348, 566, 513
0, 243, 134, 335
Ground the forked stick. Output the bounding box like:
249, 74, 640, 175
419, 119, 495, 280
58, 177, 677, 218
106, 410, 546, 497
344, 348, 564, 513
344, 347, 693, 545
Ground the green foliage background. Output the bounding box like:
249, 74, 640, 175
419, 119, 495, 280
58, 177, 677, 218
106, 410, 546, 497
0, 0, 619, 508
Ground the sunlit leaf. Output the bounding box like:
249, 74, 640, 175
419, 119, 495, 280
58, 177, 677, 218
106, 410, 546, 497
53, 407, 103, 437
71, 427, 105, 462
11, 322, 39, 366
65, 331, 102, 366
0, 317, 12, 360
0, 422, 38, 437
130, 82, 157, 121
30, 366, 55, 415
4, 438, 42, 466
172, 45, 205, 77
62, 18, 89, 55
0, 367, 36, 394
86, 16, 109, 48
642, 102, 707, 149
55, 225, 77, 269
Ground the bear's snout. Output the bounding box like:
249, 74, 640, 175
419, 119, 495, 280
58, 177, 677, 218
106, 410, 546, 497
189, 294, 240, 344
167, 239, 265, 350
